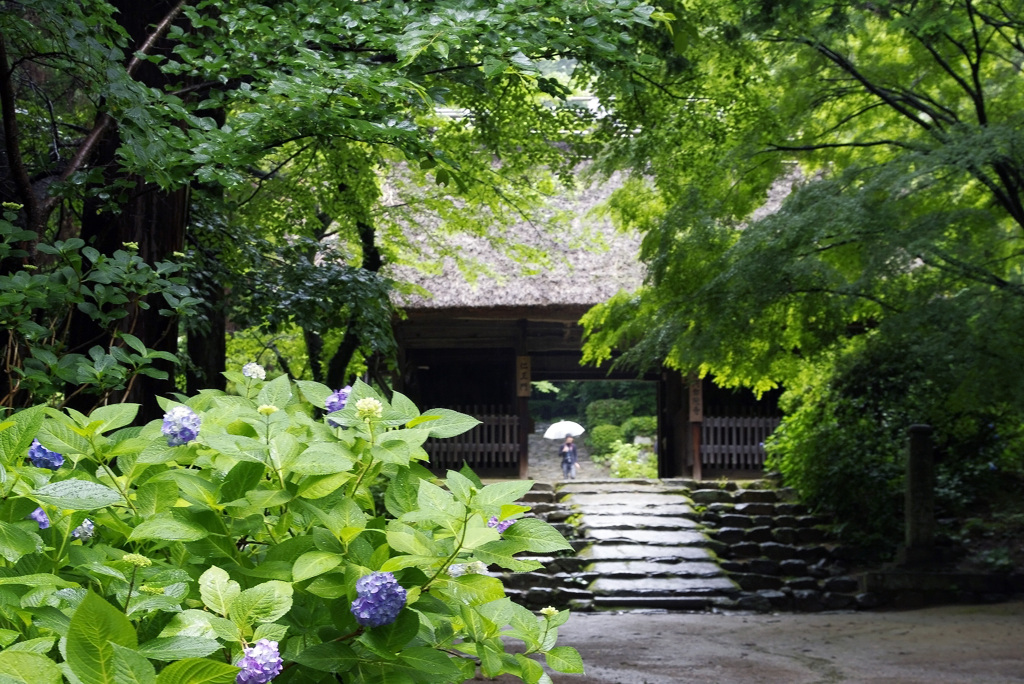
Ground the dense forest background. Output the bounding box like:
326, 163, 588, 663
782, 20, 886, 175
4, 0, 1024, 555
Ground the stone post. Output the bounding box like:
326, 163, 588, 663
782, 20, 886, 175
900, 424, 935, 565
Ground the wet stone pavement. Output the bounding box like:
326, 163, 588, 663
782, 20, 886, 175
498, 473, 876, 614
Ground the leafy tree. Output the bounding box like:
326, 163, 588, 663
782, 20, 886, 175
1, 0, 669, 411
581, 1, 1024, 538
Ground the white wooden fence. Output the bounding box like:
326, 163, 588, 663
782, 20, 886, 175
699, 415, 780, 470
424, 407, 519, 471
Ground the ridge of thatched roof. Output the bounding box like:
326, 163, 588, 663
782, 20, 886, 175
388, 171, 644, 310
388, 164, 801, 313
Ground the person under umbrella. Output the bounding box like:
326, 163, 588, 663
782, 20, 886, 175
560, 435, 579, 480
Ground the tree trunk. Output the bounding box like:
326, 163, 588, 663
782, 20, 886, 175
70, 1, 189, 420
325, 220, 383, 389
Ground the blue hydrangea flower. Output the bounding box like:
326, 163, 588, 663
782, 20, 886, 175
73, 518, 94, 540
325, 386, 352, 427
488, 516, 514, 534
350, 571, 406, 628
236, 639, 283, 684
242, 362, 266, 380
162, 406, 201, 446
27, 439, 63, 470
28, 507, 49, 529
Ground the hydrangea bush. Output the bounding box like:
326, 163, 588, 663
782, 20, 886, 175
0, 373, 582, 683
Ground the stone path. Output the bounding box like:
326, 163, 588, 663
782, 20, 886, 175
566, 481, 740, 611
525, 427, 610, 483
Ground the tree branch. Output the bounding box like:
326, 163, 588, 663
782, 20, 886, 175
36, 0, 190, 230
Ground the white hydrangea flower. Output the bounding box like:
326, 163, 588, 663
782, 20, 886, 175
242, 362, 266, 380
355, 397, 383, 419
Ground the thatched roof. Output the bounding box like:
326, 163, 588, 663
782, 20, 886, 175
388, 172, 644, 310
387, 163, 800, 313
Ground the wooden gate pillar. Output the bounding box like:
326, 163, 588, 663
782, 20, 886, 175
689, 374, 703, 481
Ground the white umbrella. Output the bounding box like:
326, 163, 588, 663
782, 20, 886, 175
543, 420, 585, 439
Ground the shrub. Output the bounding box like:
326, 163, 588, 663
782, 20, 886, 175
588, 424, 624, 458
0, 370, 583, 683
607, 441, 658, 479
584, 398, 632, 427
766, 334, 1024, 551
0, 204, 195, 410
621, 416, 657, 442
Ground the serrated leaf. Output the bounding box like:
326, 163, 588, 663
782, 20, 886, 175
396, 647, 460, 677
36, 418, 91, 457
0, 651, 63, 684
292, 642, 358, 673
444, 470, 476, 505
129, 510, 209, 542
67, 591, 137, 684
0, 574, 77, 588
229, 581, 292, 627
198, 566, 240, 617
545, 646, 584, 673
370, 440, 410, 465
256, 374, 292, 408
471, 538, 543, 572
0, 520, 40, 562
32, 480, 123, 510
136, 637, 221, 661
418, 409, 480, 438
475, 480, 535, 508
155, 659, 238, 684
110, 643, 156, 684
88, 405, 140, 434
389, 391, 420, 420
294, 380, 332, 408
4, 637, 55, 654
285, 444, 354, 475
292, 551, 342, 582
0, 405, 43, 466
500, 517, 572, 553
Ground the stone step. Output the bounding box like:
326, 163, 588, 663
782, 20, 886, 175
558, 480, 664, 493
577, 543, 716, 562
583, 528, 710, 545
575, 504, 698, 519
585, 560, 725, 579
578, 514, 700, 530
590, 576, 740, 597
564, 492, 694, 507
592, 595, 714, 611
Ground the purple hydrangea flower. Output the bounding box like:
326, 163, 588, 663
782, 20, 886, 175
325, 386, 352, 427
488, 516, 514, 534
73, 518, 94, 540
350, 571, 406, 628
28, 507, 49, 530
236, 639, 283, 684
161, 406, 201, 446
27, 439, 63, 470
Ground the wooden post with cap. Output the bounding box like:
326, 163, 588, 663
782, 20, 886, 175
689, 374, 703, 481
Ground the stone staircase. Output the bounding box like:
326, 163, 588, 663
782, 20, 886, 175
501, 478, 869, 613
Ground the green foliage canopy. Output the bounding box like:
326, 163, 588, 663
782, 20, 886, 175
580, 0, 1024, 538
584, 0, 1024, 395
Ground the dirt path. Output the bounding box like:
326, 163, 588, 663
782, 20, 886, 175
474, 602, 1024, 683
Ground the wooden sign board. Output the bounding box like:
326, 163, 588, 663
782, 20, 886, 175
688, 375, 703, 422
516, 356, 532, 397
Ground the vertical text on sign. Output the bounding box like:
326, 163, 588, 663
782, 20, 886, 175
516, 356, 532, 397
